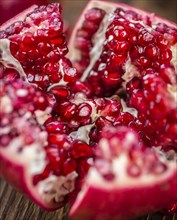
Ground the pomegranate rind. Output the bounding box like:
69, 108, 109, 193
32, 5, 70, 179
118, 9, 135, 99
0, 79, 70, 211
69, 126, 177, 219
69, 160, 177, 220
0, 152, 59, 211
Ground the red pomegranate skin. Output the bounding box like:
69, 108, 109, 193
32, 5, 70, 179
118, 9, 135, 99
69, 178, 177, 220
69, 127, 177, 220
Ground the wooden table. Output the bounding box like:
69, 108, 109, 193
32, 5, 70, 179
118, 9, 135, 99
0, 179, 176, 220
0, 179, 68, 220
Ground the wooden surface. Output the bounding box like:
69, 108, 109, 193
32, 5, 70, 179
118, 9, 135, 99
0, 178, 176, 220
0, 179, 68, 220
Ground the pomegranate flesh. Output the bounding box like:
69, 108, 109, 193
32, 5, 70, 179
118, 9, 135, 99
69, 126, 177, 220
68, 0, 177, 149
0, 3, 79, 91
69, 1, 176, 96
0, 77, 96, 210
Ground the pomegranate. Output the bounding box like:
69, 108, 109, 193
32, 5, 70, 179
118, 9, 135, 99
0, 73, 141, 212
0, 1, 177, 219
69, 1, 176, 96
126, 70, 177, 149
68, 0, 177, 149
0, 77, 96, 210
0, 3, 79, 91
69, 126, 177, 220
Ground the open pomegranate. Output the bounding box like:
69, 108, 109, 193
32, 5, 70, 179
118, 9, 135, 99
70, 126, 177, 220
0, 1, 177, 219
68, 0, 177, 150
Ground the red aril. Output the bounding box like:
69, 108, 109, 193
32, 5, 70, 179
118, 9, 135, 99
0, 3, 79, 92
68, 0, 177, 150
68, 1, 176, 94
0, 78, 94, 210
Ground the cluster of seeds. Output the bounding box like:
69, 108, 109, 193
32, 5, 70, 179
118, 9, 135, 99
0, 4, 78, 90
74, 8, 105, 75
127, 71, 177, 148
0, 79, 48, 148
96, 126, 168, 181
72, 7, 177, 97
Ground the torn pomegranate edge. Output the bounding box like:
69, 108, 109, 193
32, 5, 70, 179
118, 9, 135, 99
69, 143, 177, 218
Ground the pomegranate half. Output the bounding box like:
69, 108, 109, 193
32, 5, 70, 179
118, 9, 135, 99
69, 126, 177, 220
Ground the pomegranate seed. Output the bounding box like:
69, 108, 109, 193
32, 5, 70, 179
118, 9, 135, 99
127, 163, 141, 177
72, 141, 94, 159
45, 120, 68, 134
62, 158, 77, 175
145, 45, 159, 58
103, 173, 115, 181
77, 158, 93, 177
77, 103, 92, 120
50, 86, 70, 99
85, 8, 105, 24
160, 49, 172, 63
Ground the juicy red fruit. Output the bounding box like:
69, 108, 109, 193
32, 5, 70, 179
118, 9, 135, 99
0, 77, 94, 209
69, 1, 177, 149
0, 3, 78, 91
126, 71, 177, 149
0, 0, 177, 218
69, 3, 177, 97
69, 126, 177, 220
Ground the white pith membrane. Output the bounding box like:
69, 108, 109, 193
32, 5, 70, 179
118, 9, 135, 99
47, 59, 68, 91
69, 124, 94, 144
0, 39, 27, 81
171, 44, 177, 72
152, 146, 177, 161
68, 1, 177, 86
168, 84, 177, 103
70, 132, 177, 214
35, 109, 52, 125
0, 90, 78, 207
121, 99, 138, 117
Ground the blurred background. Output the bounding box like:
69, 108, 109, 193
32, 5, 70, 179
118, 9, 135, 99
0, 0, 176, 27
